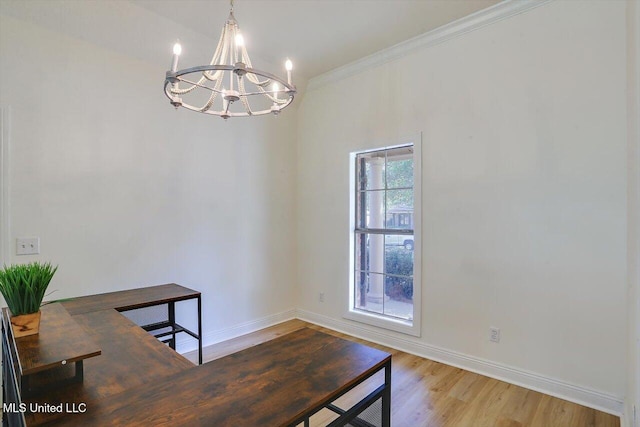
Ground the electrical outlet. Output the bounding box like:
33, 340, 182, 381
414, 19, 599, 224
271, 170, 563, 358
319, 292, 325, 303
16, 237, 40, 255
489, 327, 501, 343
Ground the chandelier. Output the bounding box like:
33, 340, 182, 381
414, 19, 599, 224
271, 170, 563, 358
164, 0, 296, 119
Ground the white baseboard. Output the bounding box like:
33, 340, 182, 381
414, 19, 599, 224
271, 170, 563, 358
176, 307, 623, 416
176, 308, 297, 354
295, 308, 624, 417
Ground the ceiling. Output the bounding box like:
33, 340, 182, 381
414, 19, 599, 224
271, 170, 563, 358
1, 0, 502, 80
133, 0, 502, 79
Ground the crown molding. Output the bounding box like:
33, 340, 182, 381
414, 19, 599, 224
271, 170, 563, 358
307, 0, 552, 91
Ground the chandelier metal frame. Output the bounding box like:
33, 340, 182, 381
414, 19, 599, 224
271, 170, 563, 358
164, 0, 296, 119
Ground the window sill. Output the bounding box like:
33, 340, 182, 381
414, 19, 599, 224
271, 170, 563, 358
344, 309, 420, 337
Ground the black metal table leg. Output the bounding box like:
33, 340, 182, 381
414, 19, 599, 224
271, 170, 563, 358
168, 302, 176, 351
382, 359, 391, 427
134, 290, 202, 365
20, 374, 28, 397
75, 360, 84, 383
197, 295, 202, 365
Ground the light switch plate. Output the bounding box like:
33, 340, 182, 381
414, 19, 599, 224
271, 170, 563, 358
16, 237, 40, 255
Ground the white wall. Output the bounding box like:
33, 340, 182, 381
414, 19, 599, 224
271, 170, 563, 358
0, 0, 635, 420
0, 6, 298, 350
296, 0, 627, 413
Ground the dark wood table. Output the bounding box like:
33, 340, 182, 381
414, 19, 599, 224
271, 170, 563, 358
2, 285, 392, 427
61, 283, 200, 315
2, 304, 102, 398
62, 283, 202, 365
50, 328, 391, 426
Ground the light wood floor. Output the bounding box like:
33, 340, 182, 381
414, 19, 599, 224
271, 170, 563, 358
183, 320, 620, 427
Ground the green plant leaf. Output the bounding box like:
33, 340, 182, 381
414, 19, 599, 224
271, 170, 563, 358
0, 262, 58, 315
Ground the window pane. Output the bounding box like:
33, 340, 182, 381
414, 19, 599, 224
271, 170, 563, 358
384, 234, 415, 253
384, 243, 413, 320
356, 232, 385, 274
354, 269, 371, 311
367, 233, 385, 274
383, 276, 413, 320
355, 233, 368, 272
384, 243, 414, 276
354, 233, 373, 275
354, 272, 384, 314
358, 190, 385, 228
355, 235, 414, 320
386, 147, 413, 190
357, 153, 386, 190
385, 190, 413, 230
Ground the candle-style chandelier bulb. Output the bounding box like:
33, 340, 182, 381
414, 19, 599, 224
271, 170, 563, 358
163, 0, 296, 119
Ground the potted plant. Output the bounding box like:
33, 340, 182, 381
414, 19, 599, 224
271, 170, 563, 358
0, 262, 58, 337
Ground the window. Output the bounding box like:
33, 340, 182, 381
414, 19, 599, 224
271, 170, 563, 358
347, 138, 421, 336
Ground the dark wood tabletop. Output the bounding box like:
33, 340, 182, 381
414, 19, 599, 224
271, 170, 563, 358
50, 327, 391, 427
6, 285, 390, 426
61, 283, 200, 315
3, 304, 101, 377
22, 309, 195, 426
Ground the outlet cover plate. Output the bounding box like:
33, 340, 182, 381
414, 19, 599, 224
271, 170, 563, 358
490, 327, 501, 343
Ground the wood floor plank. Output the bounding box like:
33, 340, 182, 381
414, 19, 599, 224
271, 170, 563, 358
400, 394, 466, 427
495, 418, 523, 427
572, 406, 597, 427
188, 320, 620, 427
530, 394, 575, 427
595, 409, 623, 427
500, 385, 544, 425
451, 380, 512, 426
447, 371, 491, 403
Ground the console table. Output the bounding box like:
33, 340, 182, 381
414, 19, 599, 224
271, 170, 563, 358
2, 284, 391, 426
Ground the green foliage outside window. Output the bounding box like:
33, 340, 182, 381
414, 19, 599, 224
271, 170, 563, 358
384, 247, 413, 301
